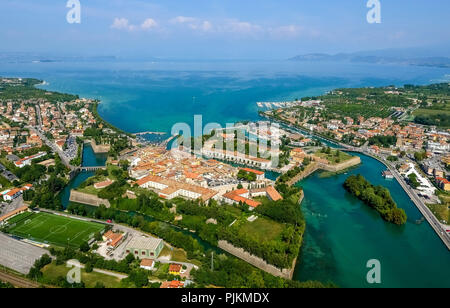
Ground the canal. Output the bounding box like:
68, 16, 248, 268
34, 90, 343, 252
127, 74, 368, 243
293, 152, 450, 288
60, 140, 450, 287
59, 143, 219, 253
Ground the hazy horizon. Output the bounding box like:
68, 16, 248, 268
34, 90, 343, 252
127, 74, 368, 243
1, 0, 450, 59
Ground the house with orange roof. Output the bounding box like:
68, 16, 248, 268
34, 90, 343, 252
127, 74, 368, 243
136, 175, 217, 202
222, 189, 261, 210
169, 263, 182, 275
250, 186, 283, 202
3, 188, 22, 201
436, 177, 450, 191
239, 168, 265, 180
140, 259, 155, 271
160, 280, 184, 289
103, 230, 125, 248
265, 186, 283, 201
94, 179, 114, 189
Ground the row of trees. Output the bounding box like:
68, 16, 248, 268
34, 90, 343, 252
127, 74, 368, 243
344, 174, 407, 225
368, 135, 397, 148
237, 169, 257, 182
64, 201, 327, 288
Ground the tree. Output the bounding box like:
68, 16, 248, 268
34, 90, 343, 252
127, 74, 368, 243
85, 262, 94, 273
128, 270, 149, 288
80, 241, 90, 252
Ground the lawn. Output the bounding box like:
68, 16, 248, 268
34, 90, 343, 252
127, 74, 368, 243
315, 150, 353, 165
427, 192, 450, 224
76, 185, 100, 196
41, 262, 122, 288
427, 203, 449, 224
6, 212, 105, 248
237, 216, 284, 242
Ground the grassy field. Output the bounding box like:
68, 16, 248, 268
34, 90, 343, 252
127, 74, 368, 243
41, 262, 122, 288
427, 192, 450, 224
427, 203, 449, 224
314, 150, 353, 165
6, 212, 105, 248
76, 185, 100, 195
413, 108, 450, 116
237, 216, 284, 242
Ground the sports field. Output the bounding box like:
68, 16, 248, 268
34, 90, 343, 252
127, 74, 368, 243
6, 212, 105, 248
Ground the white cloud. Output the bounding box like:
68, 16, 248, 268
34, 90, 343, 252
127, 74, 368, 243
170, 16, 213, 32
110, 15, 315, 40
111, 18, 135, 31
141, 18, 158, 30
223, 20, 263, 36
170, 16, 197, 24
111, 17, 158, 32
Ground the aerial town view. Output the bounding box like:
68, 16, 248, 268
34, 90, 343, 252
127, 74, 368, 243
0, 0, 449, 298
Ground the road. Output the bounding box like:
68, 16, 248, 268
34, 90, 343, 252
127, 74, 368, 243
32, 126, 73, 169
273, 119, 450, 250
66, 259, 128, 280
388, 164, 450, 250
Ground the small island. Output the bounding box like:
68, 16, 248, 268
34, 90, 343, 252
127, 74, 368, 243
344, 174, 407, 225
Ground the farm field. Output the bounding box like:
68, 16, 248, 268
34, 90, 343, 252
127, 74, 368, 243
5, 212, 105, 248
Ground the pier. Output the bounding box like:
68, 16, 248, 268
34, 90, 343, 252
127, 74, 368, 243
133, 131, 167, 136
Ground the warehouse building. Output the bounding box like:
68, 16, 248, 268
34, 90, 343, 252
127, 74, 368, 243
125, 235, 164, 259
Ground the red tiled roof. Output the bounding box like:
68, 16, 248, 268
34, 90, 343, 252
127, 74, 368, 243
265, 186, 283, 201
223, 190, 261, 208
140, 259, 154, 267
240, 168, 264, 176
169, 263, 182, 273
0, 205, 28, 222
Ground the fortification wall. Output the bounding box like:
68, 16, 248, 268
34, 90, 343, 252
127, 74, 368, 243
69, 190, 110, 208
218, 240, 296, 280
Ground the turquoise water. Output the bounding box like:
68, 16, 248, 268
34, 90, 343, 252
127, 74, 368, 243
81, 143, 108, 167
60, 144, 107, 208
294, 153, 450, 288
1, 59, 449, 287
2, 60, 449, 133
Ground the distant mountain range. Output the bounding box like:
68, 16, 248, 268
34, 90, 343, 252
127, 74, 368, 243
289, 52, 450, 68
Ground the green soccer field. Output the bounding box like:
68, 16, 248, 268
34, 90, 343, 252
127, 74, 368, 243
6, 212, 106, 248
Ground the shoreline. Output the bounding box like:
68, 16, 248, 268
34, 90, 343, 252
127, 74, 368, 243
60, 80, 449, 251
266, 116, 450, 250
32, 77, 450, 278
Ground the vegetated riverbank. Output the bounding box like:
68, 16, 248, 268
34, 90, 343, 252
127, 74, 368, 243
343, 174, 407, 225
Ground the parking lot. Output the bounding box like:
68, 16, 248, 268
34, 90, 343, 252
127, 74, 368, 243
0, 233, 47, 274
63, 135, 78, 160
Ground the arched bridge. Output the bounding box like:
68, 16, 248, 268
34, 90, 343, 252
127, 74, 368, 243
74, 166, 107, 172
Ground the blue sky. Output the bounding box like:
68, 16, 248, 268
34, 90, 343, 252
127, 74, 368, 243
1, 0, 449, 59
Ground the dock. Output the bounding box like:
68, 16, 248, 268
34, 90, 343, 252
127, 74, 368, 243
133, 131, 167, 136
